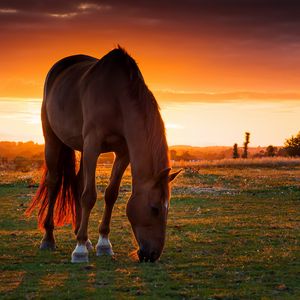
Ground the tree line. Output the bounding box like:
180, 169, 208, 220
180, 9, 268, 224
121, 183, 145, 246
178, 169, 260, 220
232, 131, 300, 158
0, 131, 299, 170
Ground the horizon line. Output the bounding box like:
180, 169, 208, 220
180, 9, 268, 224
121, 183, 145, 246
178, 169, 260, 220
0, 140, 286, 148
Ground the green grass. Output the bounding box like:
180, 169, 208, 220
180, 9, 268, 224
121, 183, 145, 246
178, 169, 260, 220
0, 165, 299, 299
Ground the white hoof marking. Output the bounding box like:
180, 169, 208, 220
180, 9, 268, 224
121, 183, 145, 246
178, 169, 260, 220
96, 236, 114, 256
71, 244, 89, 263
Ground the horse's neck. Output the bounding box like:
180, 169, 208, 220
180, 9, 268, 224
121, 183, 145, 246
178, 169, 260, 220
129, 141, 153, 184
124, 113, 169, 186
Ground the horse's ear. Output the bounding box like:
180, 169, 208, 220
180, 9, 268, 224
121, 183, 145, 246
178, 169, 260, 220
154, 168, 182, 184
168, 169, 182, 182
155, 168, 171, 183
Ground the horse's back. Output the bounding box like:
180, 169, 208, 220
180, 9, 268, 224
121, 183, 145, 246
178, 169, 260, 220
43, 48, 140, 153
44, 55, 98, 150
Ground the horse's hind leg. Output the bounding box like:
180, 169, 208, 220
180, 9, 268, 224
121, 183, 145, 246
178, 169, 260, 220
40, 139, 62, 250
97, 151, 129, 256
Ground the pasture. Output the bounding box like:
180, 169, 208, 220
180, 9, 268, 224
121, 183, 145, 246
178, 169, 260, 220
0, 160, 299, 299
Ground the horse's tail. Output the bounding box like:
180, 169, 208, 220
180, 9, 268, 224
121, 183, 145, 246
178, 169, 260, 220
25, 146, 78, 231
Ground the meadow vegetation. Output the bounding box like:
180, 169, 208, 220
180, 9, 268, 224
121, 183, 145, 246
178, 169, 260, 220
2, 141, 299, 173
0, 159, 299, 299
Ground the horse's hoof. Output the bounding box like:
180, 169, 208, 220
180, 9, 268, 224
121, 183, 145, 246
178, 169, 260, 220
40, 240, 56, 250
96, 236, 114, 256
71, 244, 89, 263
86, 239, 93, 251
71, 252, 89, 263
96, 245, 114, 256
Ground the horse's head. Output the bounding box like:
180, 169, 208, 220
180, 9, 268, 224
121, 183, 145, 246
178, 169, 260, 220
126, 168, 181, 262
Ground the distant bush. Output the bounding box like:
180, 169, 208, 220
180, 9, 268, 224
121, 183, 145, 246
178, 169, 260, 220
266, 145, 277, 157
284, 131, 300, 157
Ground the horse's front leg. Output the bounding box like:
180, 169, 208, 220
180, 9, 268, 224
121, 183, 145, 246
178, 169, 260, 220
71, 144, 99, 263
97, 151, 129, 256
74, 157, 93, 252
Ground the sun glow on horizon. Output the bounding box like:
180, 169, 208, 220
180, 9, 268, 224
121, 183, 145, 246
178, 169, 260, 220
0, 97, 299, 147
165, 123, 184, 129
0, 98, 43, 143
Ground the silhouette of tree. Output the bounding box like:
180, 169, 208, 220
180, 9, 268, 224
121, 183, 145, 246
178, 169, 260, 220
242, 132, 250, 158
284, 131, 300, 157
266, 145, 277, 157
232, 143, 239, 159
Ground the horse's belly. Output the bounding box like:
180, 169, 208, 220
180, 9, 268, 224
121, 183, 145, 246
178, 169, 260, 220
102, 134, 127, 153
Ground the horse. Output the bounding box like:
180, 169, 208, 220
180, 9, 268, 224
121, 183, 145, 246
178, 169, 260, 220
26, 46, 181, 263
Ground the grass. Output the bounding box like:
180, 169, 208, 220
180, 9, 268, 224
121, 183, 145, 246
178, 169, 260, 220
173, 157, 300, 168
0, 163, 299, 299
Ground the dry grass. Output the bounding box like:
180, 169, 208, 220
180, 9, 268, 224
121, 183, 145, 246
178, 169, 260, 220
173, 157, 300, 168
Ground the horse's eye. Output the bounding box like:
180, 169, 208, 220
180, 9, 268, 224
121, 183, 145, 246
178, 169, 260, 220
151, 206, 160, 216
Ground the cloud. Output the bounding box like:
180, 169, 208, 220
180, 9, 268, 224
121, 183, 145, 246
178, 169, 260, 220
47, 2, 112, 18
77, 3, 111, 11
0, 0, 299, 43
0, 8, 18, 13
48, 12, 78, 19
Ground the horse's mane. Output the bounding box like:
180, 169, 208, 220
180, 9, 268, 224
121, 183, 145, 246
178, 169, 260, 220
114, 46, 170, 175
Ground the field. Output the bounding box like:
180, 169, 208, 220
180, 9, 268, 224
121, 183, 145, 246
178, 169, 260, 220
0, 159, 299, 299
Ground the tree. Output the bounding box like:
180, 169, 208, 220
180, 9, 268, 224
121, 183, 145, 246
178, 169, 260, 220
232, 143, 239, 159
242, 132, 250, 158
266, 145, 277, 157
284, 131, 300, 157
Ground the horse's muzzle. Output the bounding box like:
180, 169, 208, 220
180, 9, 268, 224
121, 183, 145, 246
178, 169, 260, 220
137, 246, 160, 262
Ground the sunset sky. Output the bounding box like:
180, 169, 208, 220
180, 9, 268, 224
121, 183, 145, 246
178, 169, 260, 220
0, 0, 299, 146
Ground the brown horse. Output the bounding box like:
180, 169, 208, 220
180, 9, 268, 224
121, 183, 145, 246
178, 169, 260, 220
26, 46, 181, 263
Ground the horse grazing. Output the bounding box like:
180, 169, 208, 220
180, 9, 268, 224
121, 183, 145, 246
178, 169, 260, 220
26, 46, 181, 263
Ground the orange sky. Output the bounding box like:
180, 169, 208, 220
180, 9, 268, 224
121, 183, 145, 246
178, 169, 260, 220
2, 32, 300, 98
0, 1, 299, 146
